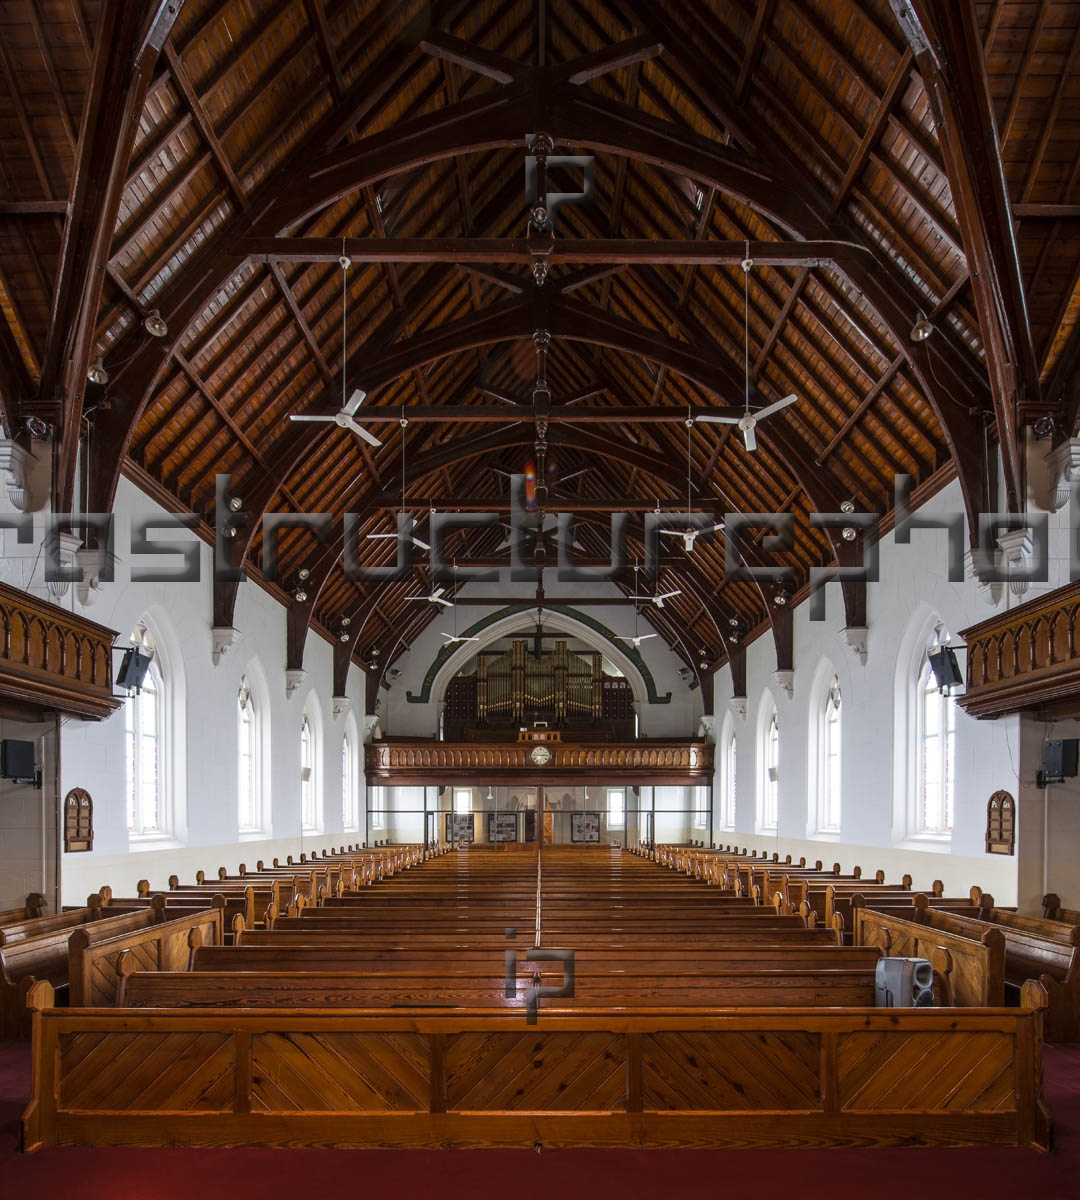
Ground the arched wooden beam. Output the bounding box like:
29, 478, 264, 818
90, 66, 987, 540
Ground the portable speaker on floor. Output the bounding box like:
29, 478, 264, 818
875, 957, 934, 1007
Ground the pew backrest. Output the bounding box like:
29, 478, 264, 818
70, 907, 224, 1006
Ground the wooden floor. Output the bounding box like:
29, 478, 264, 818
20, 848, 1054, 1151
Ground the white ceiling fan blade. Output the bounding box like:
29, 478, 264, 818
755, 393, 798, 421
742, 424, 757, 451
658, 529, 686, 538
343, 388, 367, 416
559, 467, 591, 483
365, 532, 398, 539
431, 587, 445, 599
696, 414, 740, 425
434, 597, 454, 608
410, 535, 431, 551
627, 595, 653, 602
659, 590, 682, 600
289, 414, 333, 423
344, 416, 382, 447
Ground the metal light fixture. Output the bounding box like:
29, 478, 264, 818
839, 498, 857, 541
87, 358, 109, 386
909, 310, 933, 342
143, 309, 168, 338
229, 496, 244, 512
222, 523, 238, 538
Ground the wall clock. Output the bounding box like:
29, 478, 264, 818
529, 744, 552, 766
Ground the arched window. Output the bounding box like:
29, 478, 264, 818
918, 660, 955, 835
823, 678, 842, 830
300, 697, 323, 833
123, 615, 184, 845
237, 683, 258, 833
809, 666, 842, 837
342, 714, 360, 832
718, 716, 736, 831
125, 652, 162, 836
757, 694, 779, 833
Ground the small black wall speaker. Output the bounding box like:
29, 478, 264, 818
928, 646, 963, 691
1, 739, 36, 780
116, 648, 152, 690
1043, 739, 1079, 780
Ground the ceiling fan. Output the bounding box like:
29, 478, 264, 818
405, 586, 453, 608
366, 419, 429, 550
628, 587, 682, 609
655, 422, 725, 552
696, 249, 796, 451
439, 566, 476, 640
288, 256, 382, 446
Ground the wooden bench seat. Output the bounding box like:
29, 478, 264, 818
0, 903, 171, 1038
117, 965, 880, 1010
914, 904, 1080, 1042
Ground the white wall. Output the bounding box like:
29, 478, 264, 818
0, 474, 369, 903
711, 478, 1024, 906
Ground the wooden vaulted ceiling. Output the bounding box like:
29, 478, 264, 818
0, 0, 1078, 692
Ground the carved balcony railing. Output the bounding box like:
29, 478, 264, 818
0, 581, 120, 719
959, 582, 1080, 718
366, 739, 712, 784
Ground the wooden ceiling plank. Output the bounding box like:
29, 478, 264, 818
303, 0, 346, 103
162, 42, 247, 208
0, 37, 54, 201
25, 0, 78, 154
752, 267, 809, 377
736, 0, 778, 101
998, 0, 1051, 149
1019, 23, 1080, 206
40, 0, 187, 514
816, 271, 969, 464
831, 48, 914, 215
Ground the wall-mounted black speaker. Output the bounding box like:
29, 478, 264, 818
928, 646, 963, 691
1, 739, 36, 780
116, 648, 152, 691
1044, 739, 1079, 780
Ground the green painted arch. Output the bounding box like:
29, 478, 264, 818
405, 603, 672, 705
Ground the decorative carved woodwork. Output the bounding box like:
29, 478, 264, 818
959, 583, 1080, 718
366, 739, 712, 787
0, 581, 119, 720
63, 787, 93, 853
986, 791, 1016, 856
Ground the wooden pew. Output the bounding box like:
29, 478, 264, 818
851, 905, 1005, 1006
70, 907, 223, 1006
913, 902, 1080, 1042
0, 902, 168, 1038
0, 893, 46, 928
117, 963, 881, 1010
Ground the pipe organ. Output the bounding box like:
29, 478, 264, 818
453, 640, 628, 729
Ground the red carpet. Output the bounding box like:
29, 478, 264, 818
2, 1040, 1077, 1200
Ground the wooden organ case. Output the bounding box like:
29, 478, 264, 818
444, 639, 634, 739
